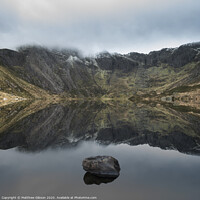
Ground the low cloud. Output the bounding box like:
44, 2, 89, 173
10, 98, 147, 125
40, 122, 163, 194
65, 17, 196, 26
0, 0, 199, 55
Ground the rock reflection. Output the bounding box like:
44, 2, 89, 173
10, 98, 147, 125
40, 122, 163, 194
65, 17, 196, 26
83, 172, 118, 185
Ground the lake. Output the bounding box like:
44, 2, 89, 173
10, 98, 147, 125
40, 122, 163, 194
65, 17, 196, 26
0, 100, 200, 200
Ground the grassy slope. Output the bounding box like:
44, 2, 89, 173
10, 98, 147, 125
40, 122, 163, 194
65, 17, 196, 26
92, 61, 200, 99
0, 65, 52, 99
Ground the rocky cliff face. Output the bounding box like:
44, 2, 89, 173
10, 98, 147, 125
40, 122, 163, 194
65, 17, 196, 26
0, 42, 200, 98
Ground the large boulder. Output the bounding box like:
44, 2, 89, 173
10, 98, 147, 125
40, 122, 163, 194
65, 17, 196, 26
82, 156, 120, 178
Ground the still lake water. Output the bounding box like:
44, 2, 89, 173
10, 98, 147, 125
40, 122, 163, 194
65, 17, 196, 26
0, 100, 200, 200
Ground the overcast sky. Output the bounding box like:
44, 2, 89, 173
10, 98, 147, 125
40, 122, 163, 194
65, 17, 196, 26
0, 0, 200, 55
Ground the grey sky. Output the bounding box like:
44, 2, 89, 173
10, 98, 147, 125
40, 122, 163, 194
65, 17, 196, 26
0, 0, 200, 55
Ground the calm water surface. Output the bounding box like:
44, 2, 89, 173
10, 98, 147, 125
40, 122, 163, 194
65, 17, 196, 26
0, 101, 200, 200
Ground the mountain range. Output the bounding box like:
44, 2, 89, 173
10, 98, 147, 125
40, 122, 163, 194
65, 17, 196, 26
0, 42, 200, 100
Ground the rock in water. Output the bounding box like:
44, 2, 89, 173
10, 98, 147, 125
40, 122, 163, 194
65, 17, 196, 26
82, 156, 120, 177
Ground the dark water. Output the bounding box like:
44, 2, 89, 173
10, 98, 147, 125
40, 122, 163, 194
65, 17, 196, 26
0, 100, 200, 200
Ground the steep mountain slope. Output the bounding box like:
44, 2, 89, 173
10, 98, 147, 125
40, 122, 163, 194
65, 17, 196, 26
0, 42, 199, 98
0, 64, 52, 98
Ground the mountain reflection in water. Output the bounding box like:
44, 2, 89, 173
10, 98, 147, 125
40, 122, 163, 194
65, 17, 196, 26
0, 100, 200, 155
